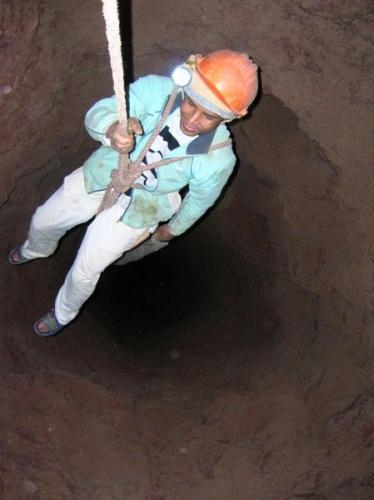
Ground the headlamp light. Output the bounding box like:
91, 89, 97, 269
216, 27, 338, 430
171, 65, 192, 87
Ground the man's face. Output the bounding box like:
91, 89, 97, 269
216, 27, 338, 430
179, 95, 224, 136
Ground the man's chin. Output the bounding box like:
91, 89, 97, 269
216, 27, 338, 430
180, 120, 197, 136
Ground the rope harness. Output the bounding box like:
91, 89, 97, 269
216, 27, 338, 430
99, 0, 231, 214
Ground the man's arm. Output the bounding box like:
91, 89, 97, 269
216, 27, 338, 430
84, 88, 145, 148
164, 159, 235, 238
83, 76, 153, 146
153, 223, 175, 241
84, 95, 119, 145
84, 75, 174, 147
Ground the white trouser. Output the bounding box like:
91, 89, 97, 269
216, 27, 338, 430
21, 167, 181, 325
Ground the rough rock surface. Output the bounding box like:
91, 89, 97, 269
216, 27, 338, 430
0, 0, 112, 207
1, 0, 373, 499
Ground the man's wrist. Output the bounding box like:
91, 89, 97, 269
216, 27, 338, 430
105, 121, 117, 140
154, 224, 175, 241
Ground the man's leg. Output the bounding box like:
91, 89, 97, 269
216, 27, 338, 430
51, 202, 155, 327
20, 167, 104, 260
113, 191, 182, 265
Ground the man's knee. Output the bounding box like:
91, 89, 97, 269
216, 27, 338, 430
31, 204, 56, 232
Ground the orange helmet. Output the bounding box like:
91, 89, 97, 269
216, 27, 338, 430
194, 50, 258, 117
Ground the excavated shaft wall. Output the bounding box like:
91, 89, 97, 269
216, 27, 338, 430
2, 1, 373, 331
1, 1, 374, 497
132, 0, 374, 329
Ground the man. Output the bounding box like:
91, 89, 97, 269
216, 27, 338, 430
8, 50, 258, 336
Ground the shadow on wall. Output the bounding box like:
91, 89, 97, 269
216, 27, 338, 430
118, 0, 134, 84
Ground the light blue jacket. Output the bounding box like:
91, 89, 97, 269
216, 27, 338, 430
83, 75, 236, 235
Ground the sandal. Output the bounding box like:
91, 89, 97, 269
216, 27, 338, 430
8, 244, 31, 265
34, 309, 65, 337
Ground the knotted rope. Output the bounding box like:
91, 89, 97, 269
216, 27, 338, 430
99, 0, 231, 214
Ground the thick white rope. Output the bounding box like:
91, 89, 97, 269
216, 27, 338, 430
99, 0, 130, 212
101, 0, 128, 135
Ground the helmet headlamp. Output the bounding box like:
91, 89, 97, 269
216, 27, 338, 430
171, 65, 192, 87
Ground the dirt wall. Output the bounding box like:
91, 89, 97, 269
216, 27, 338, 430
2, 0, 373, 320
0, 0, 112, 208
132, 0, 374, 335
1, 0, 373, 498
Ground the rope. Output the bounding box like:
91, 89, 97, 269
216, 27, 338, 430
131, 139, 232, 190
98, 1, 232, 213
99, 0, 130, 213
108, 86, 179, 196
101, 0, 128, 134
131, 86, 179, 170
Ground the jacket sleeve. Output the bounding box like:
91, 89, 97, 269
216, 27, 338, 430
84, 96, 118, 145
168, 159, 235, 236
83, 76, 161, 145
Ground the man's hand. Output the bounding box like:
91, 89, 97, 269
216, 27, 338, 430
106, 117, 143, 154
153, 224, 175, 242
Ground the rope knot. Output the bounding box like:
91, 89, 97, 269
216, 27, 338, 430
110, 160, 137, 194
